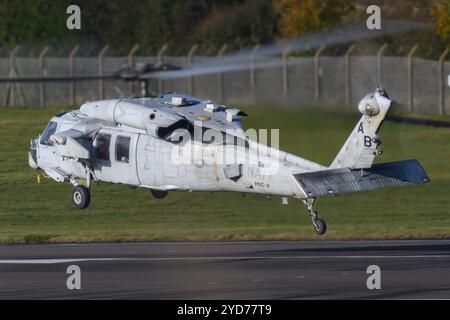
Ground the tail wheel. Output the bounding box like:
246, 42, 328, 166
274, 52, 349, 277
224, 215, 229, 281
303, 199, 327, 236
150, 189, 168, 199
72, 185, 91, 209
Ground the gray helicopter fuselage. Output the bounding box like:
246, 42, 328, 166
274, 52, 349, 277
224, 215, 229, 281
32, 95, 325, 199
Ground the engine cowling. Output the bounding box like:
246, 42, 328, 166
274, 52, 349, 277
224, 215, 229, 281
80, 100, 184, 138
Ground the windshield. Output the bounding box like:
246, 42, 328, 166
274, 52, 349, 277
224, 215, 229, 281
40, 121, 58, 145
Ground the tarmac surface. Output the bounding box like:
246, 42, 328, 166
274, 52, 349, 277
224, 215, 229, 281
1, 240, 450, 299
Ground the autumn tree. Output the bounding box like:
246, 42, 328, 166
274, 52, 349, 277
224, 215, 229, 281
273, 0, 355, 38
431, 0, 450, 48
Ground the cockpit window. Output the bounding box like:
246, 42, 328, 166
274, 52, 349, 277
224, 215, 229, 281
40, 121, 58, 145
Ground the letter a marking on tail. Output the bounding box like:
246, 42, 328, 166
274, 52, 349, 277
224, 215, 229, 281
358, 122, 364, 134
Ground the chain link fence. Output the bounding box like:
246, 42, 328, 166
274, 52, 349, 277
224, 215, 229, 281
1, 48, 449, 114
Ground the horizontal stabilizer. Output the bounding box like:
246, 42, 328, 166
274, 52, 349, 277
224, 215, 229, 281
293, 159, 430, 198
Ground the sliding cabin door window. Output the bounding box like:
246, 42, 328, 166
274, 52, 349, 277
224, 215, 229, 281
116, 136, 131, 163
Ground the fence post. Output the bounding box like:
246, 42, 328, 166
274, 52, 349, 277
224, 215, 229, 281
250, 44, 260, 102
282, 47, 292, 97
438, 48, 449, 115
98, 45, 109, 100
39, 46, 50, 107
127, 44, 140, 95
407, 44, 418, 112
157, 44, 169, 94
187, 44, 198, 95
128, 44, 140, 66
377, 43, 388, 84
344, 44, 355, 107
9, 46, 19, 106
217, 44, 228, 102
68, 46, 79, 105
314, 45, 326, 101
4, 46, 20, 106
157, 43, 168, 65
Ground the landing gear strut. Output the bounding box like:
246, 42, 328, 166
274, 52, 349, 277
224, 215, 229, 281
303, 198, 327, 235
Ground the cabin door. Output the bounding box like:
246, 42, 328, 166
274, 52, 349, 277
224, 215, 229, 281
92, 129, 140, 186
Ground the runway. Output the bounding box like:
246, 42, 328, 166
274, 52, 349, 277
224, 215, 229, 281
1, 240, 450, 299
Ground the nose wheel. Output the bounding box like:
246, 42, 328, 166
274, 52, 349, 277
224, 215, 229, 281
303, 198, 327, 235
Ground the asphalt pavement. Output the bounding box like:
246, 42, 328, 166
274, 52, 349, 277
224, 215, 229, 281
1, 240, 450, 299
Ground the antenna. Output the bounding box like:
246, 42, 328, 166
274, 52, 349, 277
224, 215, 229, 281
114, 86, 125, 98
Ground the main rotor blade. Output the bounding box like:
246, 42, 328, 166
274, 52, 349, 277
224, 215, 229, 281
143, 20, 430, 80
0, 74, 118, 83
143, 59, 286, 80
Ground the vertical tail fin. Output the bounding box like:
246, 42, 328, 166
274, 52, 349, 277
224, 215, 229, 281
330, 87, 392, 169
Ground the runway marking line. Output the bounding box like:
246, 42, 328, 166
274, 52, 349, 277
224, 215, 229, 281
1, 255, 450, 264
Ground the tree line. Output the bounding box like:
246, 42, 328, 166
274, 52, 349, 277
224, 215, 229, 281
0, 0, 448, 57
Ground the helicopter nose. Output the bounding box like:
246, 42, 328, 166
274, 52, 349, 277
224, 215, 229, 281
28, 138, 38, 169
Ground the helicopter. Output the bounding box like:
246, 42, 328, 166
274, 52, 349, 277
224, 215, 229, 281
28, 86, 430, 235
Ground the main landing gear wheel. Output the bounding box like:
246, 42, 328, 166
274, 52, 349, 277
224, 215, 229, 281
72, 185, 91, 209
313, 218, 327, 235
302, 198, 327, 235
150, 189, 168, 199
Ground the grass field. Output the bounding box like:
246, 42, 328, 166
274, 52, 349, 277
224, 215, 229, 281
1, 105, 450, 243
